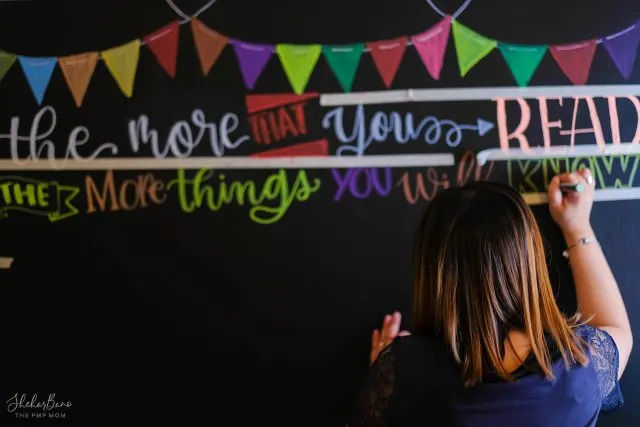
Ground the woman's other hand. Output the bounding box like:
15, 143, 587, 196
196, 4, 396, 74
547, 168, 595, 239
370, 312, 411, 365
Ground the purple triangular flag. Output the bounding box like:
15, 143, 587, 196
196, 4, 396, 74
232, 41, 273, 89
602, 23, 640, 80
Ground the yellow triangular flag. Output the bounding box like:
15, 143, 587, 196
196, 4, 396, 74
101, 40, 140, 98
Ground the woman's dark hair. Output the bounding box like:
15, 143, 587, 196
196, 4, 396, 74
412, 182, 588, 387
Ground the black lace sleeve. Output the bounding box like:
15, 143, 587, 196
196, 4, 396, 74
347, 342, 397, 427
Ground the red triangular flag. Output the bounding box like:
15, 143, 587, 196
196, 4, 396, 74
549, 40, 597, 85
367, 37, 408, 88
144, 21, 180, 78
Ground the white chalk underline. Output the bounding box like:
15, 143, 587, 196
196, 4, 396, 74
320, 85, 640, 106
524, 188, 640, 205
476, 143, 640, 166
0, 154, 455, 171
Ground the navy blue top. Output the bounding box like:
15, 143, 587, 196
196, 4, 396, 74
348, 325, 623, 427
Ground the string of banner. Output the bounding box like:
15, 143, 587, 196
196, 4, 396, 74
0, 8, 638, 107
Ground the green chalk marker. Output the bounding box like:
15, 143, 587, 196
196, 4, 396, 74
560, 182, 585, 193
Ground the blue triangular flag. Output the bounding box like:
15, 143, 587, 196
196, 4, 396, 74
18, 56, 57, 105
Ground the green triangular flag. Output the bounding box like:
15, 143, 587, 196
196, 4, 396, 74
323, 44, 364, 92
276, 44, 321, 94
499, 43, 547, 87
0, 51, 17, 82
452, 20, 497, 77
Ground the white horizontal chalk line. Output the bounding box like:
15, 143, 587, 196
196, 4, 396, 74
320, 85, 640, 106
0, 154, 455, 171
524, 188, 640, 205
477, 143, 640, 166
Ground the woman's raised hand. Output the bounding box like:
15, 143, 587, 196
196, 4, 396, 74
370, 312, 411, 364
547, 168, 596, 239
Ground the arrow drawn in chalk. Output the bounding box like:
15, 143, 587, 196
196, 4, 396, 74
459, 118, 494, 136
440, 118, 494, 147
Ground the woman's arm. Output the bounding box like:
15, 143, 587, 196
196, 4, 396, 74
548, 169, 633, 378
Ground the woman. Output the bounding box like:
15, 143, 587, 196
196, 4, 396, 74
348, 169, 633, 427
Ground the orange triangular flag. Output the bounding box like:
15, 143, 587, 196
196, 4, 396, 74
58, 52, 98, 107
144, 21, 180, 78
191, 18, 228, 76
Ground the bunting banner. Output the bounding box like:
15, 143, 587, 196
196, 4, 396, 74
367, 36, 408, 88
144, 21, 180, 78
499, 44, 547, 87
58, 52, 98, 107
411, 16, 451, 80
452, 20, 497, 77
232, 41, 273, 90
191, 18, 228, 76
276, 44, 322, 94
18, 56, 57, 105
1, 14, 640, 104
101, 39, 141, 98
549, 40, 597, 86
323, 44, 364, 93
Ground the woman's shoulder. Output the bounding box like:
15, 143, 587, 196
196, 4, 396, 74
390, 333, 449, 357
573, 323, 618, 352
389, 333, 458, 379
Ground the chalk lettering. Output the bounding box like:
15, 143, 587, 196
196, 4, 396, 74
507, 155, 640, 192
322, 105, 482, 155
398, 151, 494, 204
495, 96, 640, 152
456, 151, 495, 186
85, 170, 167, 213
128, 109, 249, 158
248, 102, 308, 144
0, 106, 118, 169
331, 168, 393, 201
398, 168, 450, 204
564, 97, 606, 149
0, 176, 80, 221
167, 169, 321, 225
496, 97, 532, 152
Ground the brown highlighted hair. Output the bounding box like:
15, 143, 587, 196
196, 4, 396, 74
412, 182, 588, 387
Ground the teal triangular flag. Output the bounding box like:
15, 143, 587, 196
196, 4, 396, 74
323, 44, 364, 92
18, 56, 57, 105
499, 43, 547, 87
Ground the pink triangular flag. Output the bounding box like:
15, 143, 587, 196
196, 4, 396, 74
549, 40, 597, 85
367, 36, 408, 88
411, 16, 452, 80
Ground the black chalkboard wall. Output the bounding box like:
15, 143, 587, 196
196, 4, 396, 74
0, 0, 639, 425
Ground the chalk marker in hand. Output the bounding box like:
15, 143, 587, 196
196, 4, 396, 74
559, 182, 585, 193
